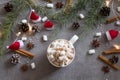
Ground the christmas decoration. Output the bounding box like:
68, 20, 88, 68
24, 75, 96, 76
6, 40, 24, 50
19, 23, 29, 33
102, 66, 110, 73
109, 56, 119, 64
29, 9, 41, 23
10, 54, 20, 64
106, 29, 119, 41
32, 25, 40, 33
91, 39, 100, 47
71, 22, 80, 30
26, 42, 34, 49
21, 64, 28, 71
56, 2, 63, 9
44, 20, 54, 30
4, 3, 13, 12
100, 6, 110, 16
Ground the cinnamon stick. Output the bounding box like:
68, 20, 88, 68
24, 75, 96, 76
106, 16, 120, 24
104, 48, 120, 54
15, 49, 34, 58
98, 54, 120, 70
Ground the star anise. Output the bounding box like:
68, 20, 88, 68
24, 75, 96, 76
32, 25, 40, 33
56, 2, 63, 9
109, 56, 119, 64
72, 22, 80, 30
92, 39, 100, 47
26, 42, 34, 49
4, 3, 13, 12
21, 64, 28, 72
102, 66, 110, 74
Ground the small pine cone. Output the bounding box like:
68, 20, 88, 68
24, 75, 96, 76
100, 6, 110, 16
4, 3, 13, 12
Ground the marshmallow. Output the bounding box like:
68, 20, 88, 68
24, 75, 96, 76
43, 35, 48, 41
79, 13, 85, 19
88, 49, 95, 55
95, 32, 102, 37
42, 16, 48, 22
69, 35, 79, 44
115, 21, 120, 26
46, 3, 54, 8
31, 62, 36, 69
117, 6, 120, 12
22, 19, 27, 23
21, 36, 27, 41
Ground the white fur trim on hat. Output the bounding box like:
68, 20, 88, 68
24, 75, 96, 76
17, 40, 24, 48
46, 26, 54, 30
106, 31, 111, 40
31, 17, 41, 23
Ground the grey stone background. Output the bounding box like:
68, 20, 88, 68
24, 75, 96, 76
0, 0, 120, 80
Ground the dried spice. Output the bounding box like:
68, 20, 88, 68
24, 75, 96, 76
4, 3, 13, 12
56, 2, 63, 9
21, 64, 28, 71
10, 54, 20, 64
99, 6, 110, 16
26, 42, 34, 49
109, 56, 119, 64
102, 66, 110, 73
92, 39, 100, 47
72, 22, 80, 30
19, 23, 29, 32
32, 25, 40, 33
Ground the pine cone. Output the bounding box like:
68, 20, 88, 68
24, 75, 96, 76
19, 23, 29, 32
21, 64, 28, 72
100, 6, 110, 16
4, 3, 13, 12
72, 22, 80, 30
10, 54, 20, 64
56, 2, 63, 9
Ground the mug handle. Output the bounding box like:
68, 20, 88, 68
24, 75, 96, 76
69, 35, 79, 44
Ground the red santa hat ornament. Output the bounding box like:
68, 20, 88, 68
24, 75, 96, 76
106, 29, 119, 41
44, 20, 54, 30
29, 9, 41, 23
6, 40, 24, 50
